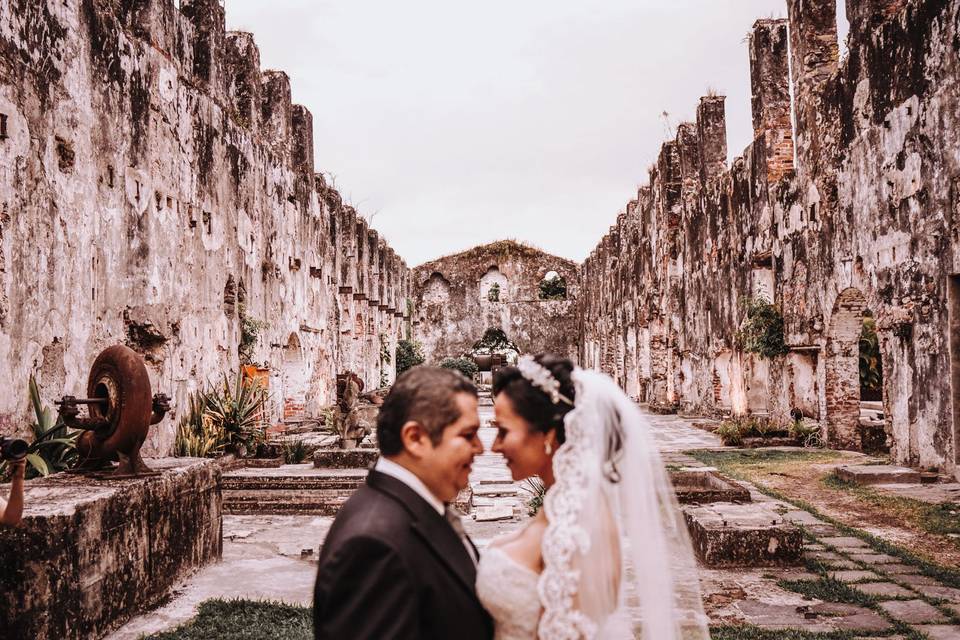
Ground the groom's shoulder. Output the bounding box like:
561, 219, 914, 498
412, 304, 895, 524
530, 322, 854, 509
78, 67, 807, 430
330, 481, 414, 544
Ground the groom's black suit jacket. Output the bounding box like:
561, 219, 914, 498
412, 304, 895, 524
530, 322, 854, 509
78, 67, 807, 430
313, 469, 493, 640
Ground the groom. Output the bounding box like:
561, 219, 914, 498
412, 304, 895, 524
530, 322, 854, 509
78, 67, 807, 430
313, 366, 493, 640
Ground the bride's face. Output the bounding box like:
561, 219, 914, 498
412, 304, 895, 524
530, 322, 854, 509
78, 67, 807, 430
491, 393, 552, 481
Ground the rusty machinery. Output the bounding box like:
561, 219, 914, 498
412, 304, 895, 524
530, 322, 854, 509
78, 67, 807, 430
55, 345, 170, 478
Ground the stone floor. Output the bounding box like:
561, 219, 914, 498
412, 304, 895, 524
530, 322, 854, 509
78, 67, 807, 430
108, 406, 960, 638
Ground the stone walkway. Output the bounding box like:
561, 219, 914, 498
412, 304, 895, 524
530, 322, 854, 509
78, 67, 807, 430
109, 405, 960, 638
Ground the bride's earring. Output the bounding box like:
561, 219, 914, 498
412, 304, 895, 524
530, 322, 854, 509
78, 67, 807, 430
544, 441, 553, 456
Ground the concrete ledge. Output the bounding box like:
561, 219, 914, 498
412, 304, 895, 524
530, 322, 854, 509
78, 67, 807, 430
683, 502, 802, 567
836, 465, 921, 486
0, 459, 222, 640
313, 448, 379, 469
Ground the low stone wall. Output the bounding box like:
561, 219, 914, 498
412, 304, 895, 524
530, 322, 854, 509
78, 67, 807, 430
0, 459, 222, 640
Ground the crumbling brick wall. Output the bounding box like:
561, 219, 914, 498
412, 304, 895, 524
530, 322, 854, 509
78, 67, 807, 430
581, 0, 960, 476
0, 0, 411, 453
411, 241, 580, 364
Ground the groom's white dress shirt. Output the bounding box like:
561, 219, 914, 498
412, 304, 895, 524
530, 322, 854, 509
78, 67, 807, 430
374, 457, 478, 565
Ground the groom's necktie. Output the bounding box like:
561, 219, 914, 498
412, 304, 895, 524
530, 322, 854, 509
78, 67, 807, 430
445, 505, 478, 566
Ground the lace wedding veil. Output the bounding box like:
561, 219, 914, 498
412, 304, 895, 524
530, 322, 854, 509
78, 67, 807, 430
530, 363, 710, 640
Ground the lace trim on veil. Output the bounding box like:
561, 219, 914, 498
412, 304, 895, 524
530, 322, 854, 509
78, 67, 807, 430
536, 373, 597, 640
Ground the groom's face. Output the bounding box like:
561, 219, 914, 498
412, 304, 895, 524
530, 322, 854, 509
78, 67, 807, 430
415, 392, 483, 502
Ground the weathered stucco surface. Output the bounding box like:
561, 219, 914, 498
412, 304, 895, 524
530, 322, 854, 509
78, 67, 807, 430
581, 0, 960, 475
411, 241, 580, 364
0, 458, 222, 640
0, 0, 411, 453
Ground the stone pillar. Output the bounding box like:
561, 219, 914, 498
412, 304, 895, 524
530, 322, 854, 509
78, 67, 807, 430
845, 0, 907, 26
291, 105, 314, 176
262, 71, 292, 147
224, 32, 262, 131
696, 96, 727, 184
749, 19, 794, 183
787, 0, 839, 181
181, 0, 226, 94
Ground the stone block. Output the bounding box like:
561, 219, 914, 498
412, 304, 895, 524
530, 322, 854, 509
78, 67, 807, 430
835, 465, 921, 486
0, 459, 222, 640
682, 503, 803, 567
830, 570, 882, 582
913, 626, 960, 640
474, 506, 514, 522
878, 599, 948, 624
670, 468, 752, 505
313, 447, 379, 469
473, 484, 518, 498
854, 582, 916, 598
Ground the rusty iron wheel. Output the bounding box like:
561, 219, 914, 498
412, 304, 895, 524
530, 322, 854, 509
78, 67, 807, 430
77, 344, 153, 463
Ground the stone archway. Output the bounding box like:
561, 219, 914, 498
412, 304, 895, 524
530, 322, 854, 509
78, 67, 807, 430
824, 288, 868, 450
282, 332, 309, 422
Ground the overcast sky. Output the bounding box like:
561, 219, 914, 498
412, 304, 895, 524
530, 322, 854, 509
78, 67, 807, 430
224, 1, 846, 266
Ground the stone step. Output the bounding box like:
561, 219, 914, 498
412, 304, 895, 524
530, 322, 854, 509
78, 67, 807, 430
223, 475, 367, 491
223, 468, 368, 515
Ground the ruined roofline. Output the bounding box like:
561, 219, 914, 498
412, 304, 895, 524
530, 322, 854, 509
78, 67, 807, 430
412, 239, 579, 272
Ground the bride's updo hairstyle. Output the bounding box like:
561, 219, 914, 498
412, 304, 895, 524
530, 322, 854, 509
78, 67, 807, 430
492, 354, 576, 444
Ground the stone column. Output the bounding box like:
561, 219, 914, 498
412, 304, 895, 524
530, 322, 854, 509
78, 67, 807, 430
787, 0, 839, 181
749, 19, 794, 183
696, 96, 727, 184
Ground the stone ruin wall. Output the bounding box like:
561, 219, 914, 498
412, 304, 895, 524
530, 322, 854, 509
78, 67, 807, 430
411, 241, 580, 365
581, 0, 960, 476
0, 0, 412, 454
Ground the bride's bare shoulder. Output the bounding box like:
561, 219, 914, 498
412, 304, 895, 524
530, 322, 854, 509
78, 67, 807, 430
494, 511, 548, 573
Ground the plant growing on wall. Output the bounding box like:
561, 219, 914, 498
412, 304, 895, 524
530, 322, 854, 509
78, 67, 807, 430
238, 303, 267, 365
396, 339, 425, 376
440, 357, 479, 380
379, 334, 392, 387
487, 282, 501, 302
538, 274, 567, 300
859, 317, 883, 395
735, 296, 789, 359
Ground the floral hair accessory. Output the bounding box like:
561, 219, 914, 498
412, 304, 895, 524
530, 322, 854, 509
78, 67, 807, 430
517, 355, 574, 406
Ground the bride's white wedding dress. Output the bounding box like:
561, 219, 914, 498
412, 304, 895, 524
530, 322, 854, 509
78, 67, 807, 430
476, 544, 540, 640
475, 365, 710, 640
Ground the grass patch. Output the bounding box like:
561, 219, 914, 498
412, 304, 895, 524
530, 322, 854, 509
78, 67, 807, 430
688, 449, 960, 592
691, 449, 843, 478
143, 599, 311, 640
823, 473, 960, 541
709, 625, 904, 639
778, 577, 878, 607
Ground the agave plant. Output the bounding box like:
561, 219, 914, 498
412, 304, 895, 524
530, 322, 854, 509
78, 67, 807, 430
204, 371, 269, 448
522, 476, 547, 516
174, 413, 227, 458
0, 375, 80, 479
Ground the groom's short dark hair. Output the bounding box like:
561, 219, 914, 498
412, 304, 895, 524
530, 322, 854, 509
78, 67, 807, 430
377, 366, 477, 456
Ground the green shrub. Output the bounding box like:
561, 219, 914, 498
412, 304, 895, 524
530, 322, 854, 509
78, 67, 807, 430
283, 440, 310, 464
715, 420, 746, 446
487, 282, 501, 302
0, 375, 80, 479
538, 274, 567, 300
395, 339, 425, 376
859, 317, 883, 393
439, 357, 479, 380
175, 372, 269, 457
736, 296, 789, 359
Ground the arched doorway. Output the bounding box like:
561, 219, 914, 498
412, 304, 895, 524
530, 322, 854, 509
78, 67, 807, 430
282, 333, 309, 423
824, 288, 869, 450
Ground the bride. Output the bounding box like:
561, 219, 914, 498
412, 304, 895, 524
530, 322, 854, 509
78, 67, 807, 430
475, 354, 710, 639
